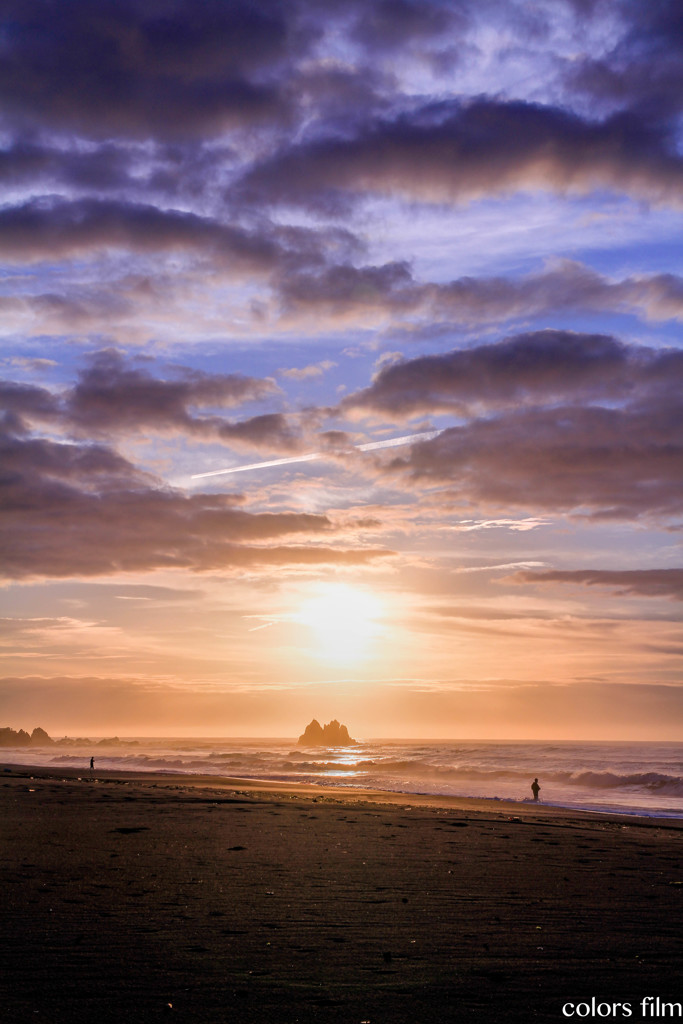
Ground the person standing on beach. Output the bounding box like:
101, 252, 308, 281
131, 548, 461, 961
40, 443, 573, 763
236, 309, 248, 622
531, 778, 540, 801
90, 756, 94, 773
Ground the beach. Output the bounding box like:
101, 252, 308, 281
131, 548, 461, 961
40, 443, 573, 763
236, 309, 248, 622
1, 766, 682, 1024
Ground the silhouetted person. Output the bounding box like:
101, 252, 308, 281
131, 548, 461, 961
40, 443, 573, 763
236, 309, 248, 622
531, 777, 540, 802
89, 756, 94, 773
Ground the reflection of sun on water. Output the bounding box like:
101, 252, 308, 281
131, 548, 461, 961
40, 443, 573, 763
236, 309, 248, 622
296, 583, 384, 664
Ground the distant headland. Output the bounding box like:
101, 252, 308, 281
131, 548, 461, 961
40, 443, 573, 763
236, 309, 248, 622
298, 719, 356, 746
0, 727, 136, 747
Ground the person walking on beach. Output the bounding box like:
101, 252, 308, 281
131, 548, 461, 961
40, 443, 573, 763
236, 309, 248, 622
90, 756, 94, 773
531, 778, 540, 802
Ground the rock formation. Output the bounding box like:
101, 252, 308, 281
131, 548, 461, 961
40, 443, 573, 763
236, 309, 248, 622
0, 727, 30, 746
31, 727, 54, 745
298, 719, 356, 746
0, 726, 54, 746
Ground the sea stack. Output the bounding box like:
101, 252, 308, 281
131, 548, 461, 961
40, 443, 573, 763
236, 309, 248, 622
0, 726, 54, 747
298, 719, 356, 746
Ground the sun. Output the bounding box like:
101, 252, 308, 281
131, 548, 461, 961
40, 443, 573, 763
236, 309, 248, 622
295, 583, 384, 664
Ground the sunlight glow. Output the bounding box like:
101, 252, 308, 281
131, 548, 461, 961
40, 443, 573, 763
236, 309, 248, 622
295, 583, 385, 664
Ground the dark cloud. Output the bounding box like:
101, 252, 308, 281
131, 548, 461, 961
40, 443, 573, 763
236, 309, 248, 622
3, 1, 680, 208
0, 0, 301, 139
0, 137, 258, 212
1, 350, 283, 445
347, 0, 464, 52
66, 349, 279, 435
2, 425, 146, 490
344, 330, 683, 417
0, 0, 474, 148
278, 261, 418, 315
240, 99, 683, 211
385, 403, 683, 520
428, 263, 683, 326
215, 413, 306, 454
278, 258, 683, 325
0, 381, 61, 427
513, 568, 683, 601
0, 425, 391, 580
0, 140, 133, 190
24, 287, 136, 328
1, 350, 327, 456
0, 1, 471, 210
0, 197, 340, 273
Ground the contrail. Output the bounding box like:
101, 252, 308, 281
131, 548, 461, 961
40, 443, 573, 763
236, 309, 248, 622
355, 431, 441, 452
191, 430, 441, 480
193, 452, 321, 479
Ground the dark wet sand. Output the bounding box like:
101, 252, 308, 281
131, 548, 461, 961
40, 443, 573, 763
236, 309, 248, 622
1, 766, 682, 1024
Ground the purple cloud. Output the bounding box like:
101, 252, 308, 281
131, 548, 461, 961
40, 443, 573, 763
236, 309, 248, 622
0, 0, 298, 139
278, 259, 683, 326
512, 569, 683, 601
2, 350, 285, 445
240, 99, 683, 211
344, 330, 683, 417
384, 404, 682, 520
0, 197, 337, 273
66, 350, 280, 435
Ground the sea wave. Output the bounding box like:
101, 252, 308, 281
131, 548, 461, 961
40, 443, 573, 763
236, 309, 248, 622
565, 770, 683, 796
0, 738, 665, 816
46, 752, 683, 795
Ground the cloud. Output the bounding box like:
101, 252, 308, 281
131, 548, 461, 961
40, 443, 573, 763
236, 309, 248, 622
0, 197, 345, 274
279, 359, 338, 380
513, 569, 683, 601
386, 404, 682, 520
277, 258, 683, 326
0, 0, 300, 139
2, 349, 292, 449
0, 0, 488, 147
452, 518, 550, 533
428, 261, 683, 325
240, 98, 683, 211
0, 380, 62, 427
69, 349, 278, 430
344, 329, 683, 418
277, 260, 419, 319
339, 331, 683, 520
7, 252, 683, 348
347, 0, 465, 53
565, 0, 683, 121
0, 423, 393, 580
4, 351, 448, 465
8, 333, 681, 524
213, 412, 313, 453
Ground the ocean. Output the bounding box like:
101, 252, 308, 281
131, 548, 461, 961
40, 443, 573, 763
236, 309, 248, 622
3, 738, 683, 818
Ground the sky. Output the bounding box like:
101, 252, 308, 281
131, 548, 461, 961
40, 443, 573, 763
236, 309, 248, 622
1, 0, 682, 740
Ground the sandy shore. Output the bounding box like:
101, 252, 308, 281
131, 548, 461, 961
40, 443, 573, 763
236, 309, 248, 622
1, 765, 682, 1023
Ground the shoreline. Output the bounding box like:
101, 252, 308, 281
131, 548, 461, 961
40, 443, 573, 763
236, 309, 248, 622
4, 760, 683, 828
4, 735, 683, 823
